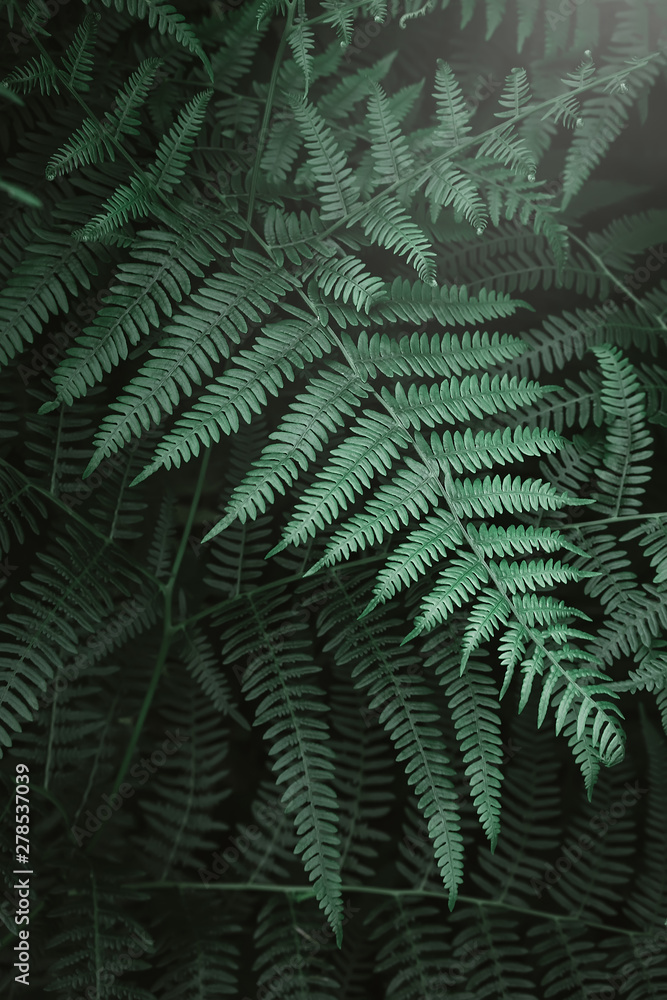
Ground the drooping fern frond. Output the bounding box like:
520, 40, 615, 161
216, 585, 345, 943
359, 194, 438, 284
0, 521, 143, 754
131, 312, 333, 480
47, 869, 155, 998
89, 0, 214, 81
288, 15, 315, 94
365, 80, 415, 190
434, 643, 505, 849
41, 213, 238, 418
289, 94, 361, 220
0, 228, 104, 368
318, 568, 465, 908
589, 343, 654, 518
135, 664, 231, 879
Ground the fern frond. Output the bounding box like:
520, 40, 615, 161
360, 194, 437, 284
47, 869, 154, 998
92, 0, 213, 80
365, 80, 415, 187
209, 364, 369, 534
561, 56, 661, 209
0, 460, 48, 556
0, 231, 103, 367
369, 276, 527, 326
217, 587, 344, 942
476, 67, 537, 178
0, 522, 146, 753
311, 254, 385, 313
318, 570, 464, 906
59, 10, 100, 92
434, 646, 505, 848
590, 344, 653, 518
73, 91, 212, 242
432, 59, 473, 148
349, 328, 527, 379
289, 95, 360, 220
41, 223, 221, 415
288, 17, 315, 92
46, 59, 162, 179
133, 314, 332, 481
136, 665, 231, 878
178, 623, 248, 729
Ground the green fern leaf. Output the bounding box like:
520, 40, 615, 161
289, 95, 360, 220
91, 0, 213, 80
218, 588, 345, 943
46, 59, 163, 180
365, 80, 415, 187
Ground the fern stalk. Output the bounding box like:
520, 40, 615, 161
110, 447, 211, 796
569, 232, 667, 332
244, 0, 296, 241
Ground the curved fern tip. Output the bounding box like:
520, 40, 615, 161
201, 521, 224, 544
129, 466, 155, 487
82, 454, 105, 479
38, 399, 60, 415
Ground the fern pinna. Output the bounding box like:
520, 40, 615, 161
1, 0, 667, 996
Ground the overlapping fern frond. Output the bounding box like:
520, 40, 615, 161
2, 0, 667, 994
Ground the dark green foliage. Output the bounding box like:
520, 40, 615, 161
1, 0, 667, 996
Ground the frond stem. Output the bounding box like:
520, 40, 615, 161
569, 232, 667, 333
110, 448, 210, 794
243, 0, 296, 242
122, 880, 645, 938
